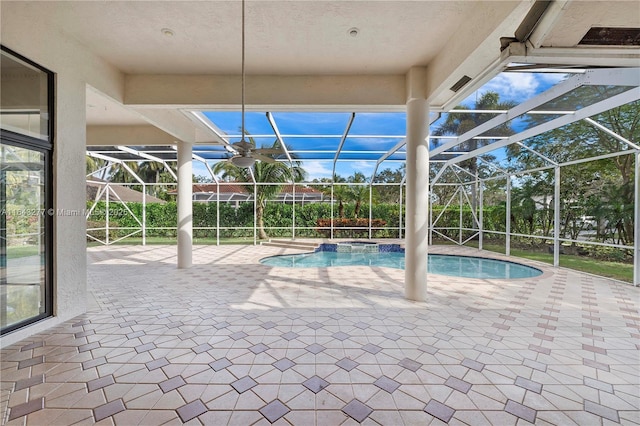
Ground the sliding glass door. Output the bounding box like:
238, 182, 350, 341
1, 46, 54, 334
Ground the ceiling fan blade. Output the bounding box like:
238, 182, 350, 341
232, 140, 253, 152
252, 153, 276, 163
253, 148, 282, 154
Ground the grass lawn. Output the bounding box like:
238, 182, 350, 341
462, 242, 633, 283
6, 245, 40, 259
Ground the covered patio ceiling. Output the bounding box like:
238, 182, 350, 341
86, 66, 639, 183
13, 0, 625, 157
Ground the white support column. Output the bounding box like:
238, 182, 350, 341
369, 184, 373, 239
105, 185, 110, 245
399, 184, 403, 239
404, 68, 429, 302
479, 180, 484, 251
554, 167, 561, 267
142, 184, 146, 246
428, 188, 433, 245
506, 175, 511, 257
459, 186, 463, 245
292, 183, 296, 239
330, 184, 334, 239
634, 152, 639, 286
253, 183, 257, 245
177, 141, 193, 268
216, 181, 220, 246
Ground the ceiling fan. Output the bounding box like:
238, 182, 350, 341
229, 139, 282, 167
228, 0, 282, 168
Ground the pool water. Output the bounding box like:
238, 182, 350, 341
260, 252, 542, 279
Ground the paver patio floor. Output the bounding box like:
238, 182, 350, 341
2, 244, 639, 425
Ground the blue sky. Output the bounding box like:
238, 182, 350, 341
195, 71, 566, 181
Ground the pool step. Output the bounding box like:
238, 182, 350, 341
261, 239, 319, 251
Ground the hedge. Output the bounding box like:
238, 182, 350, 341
86, 201, 509, 240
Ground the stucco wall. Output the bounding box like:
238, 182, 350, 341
0, 5, 123, 346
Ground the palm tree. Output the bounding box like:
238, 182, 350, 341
432, 91, 516, 211
347, 172, 369, 218
213, 140, 306, 240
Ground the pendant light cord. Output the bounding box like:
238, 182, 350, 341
241, 0, 246, 142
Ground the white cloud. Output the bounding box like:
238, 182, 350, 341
476, 72, 568, 104
301, 160, 333, 180
480, 73, 539, 101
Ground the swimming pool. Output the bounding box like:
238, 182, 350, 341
260, 251, 542, 279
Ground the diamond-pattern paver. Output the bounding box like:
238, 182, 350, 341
229, 331, 248, 340
332, 331, 350, 341
8, 398, 44, 421
515, 376, 542, 394
94, 399, 125, 422
249, 343, 270, 354
461, 358, 484, 371
303, 375, 330, 393
260, 400, 290, 423
424, 399, 455, 423
336, 358, 359, 372
231, 376, 258, 394
209, 358, 232, 371
281, 331, 299, 341
399, 358, 422, 372
383, 332, 401, 341
273, 358, 296, 372
374, 376, 401, 393
261, 321, 278, 330
505, 400, 537, 423
14, 374, 44, 391
176, 399, 207, 423
307, 321, 324, 330
584, 400, 619, 422
87, 375, 115, 392
18, 356, 43, 369
342, 399, 373, 423
445, 376, 472, 394
146, 357, 170, 371
193, 343, 213, 354
1, 244, 637, 424
159, 375, 186, 393
362, 343, 382, 355
305, 343, 326, 354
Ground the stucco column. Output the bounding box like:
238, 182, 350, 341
177, 141, 193, 268
404, 68, 429, 301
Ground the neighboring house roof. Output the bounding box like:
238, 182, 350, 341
87, 179, 166, 204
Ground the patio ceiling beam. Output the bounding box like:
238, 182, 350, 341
86, 125, 177, 147
505, 42, 640, 69
125, 74, 406, 110
445, 87, 640, 167
332, 113, 356, 179
266, 112, 293, 164
133, 108, 197, 144
430, 70, 588, 157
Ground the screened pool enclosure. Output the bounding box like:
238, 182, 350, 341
86, 67, 640, 286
